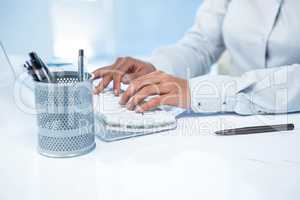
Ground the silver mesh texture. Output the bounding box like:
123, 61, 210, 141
35, 71, 96, 158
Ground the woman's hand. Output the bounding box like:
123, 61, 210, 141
120, 71, 191, 112
92, 57, 156, 96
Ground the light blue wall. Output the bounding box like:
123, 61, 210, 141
116, 0, 202, 56
0, 0, 202, 59
0, 0, 53, 58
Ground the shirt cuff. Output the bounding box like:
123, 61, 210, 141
189, 75, 239, 113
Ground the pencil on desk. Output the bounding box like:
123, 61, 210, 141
215, 123, 295, 136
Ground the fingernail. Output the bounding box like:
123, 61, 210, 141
126, 102, 133, 110
114, 89, 119, 96
135, 107, 143, 113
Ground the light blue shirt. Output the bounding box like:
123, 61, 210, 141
149, 0, 300, 115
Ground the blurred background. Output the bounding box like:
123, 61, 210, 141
0, 0, 202, 62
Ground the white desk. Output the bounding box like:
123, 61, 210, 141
1, 58, 300, 200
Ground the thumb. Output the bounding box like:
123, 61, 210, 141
122, 72, 142, 84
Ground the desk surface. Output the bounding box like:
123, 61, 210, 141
1, 58, 300, 200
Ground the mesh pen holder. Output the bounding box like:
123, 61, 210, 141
34, 71, 96, 158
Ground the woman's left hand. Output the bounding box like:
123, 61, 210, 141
119, 70, 191, 112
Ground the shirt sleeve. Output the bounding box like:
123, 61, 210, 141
189, 64, 300, 115
147, 0, 230, 79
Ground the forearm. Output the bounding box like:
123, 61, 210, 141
148, 0, 229, 79
148, 36, 224, 79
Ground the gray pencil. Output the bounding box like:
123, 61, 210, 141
215, 124, 295, 136
78, 49, 84, 81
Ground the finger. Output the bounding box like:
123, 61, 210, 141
119, 71, 163, 104
132, 70, 160, 83
126, 84, 164, 110
135, 95, 166, 113
121, 66, 158, 84
113, 58, 133, 96
92, 65, 112, 80
120, 76, 161, 105
112, 58, 125, 95
122, 71, 144, 84
94, 75, 112, 94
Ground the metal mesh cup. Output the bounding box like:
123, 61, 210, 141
34, 71, 96, 158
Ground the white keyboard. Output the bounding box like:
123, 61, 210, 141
93, 90, 177, 141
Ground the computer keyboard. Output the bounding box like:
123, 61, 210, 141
93, 90, 177, 141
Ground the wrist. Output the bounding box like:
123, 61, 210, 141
176, 78, 191, 109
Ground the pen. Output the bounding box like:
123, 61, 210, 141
23, 63, 29, 70
78, 49, 84, 81
28, 57, 44, 82
24, 64, 39, 81
25, 61, 33, 70
38, 55, 53, 82
215, 123, 295, 136
29, 52, 53, 83
24, 62, 39, 81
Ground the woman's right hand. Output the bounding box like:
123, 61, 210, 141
92, 57, 156, 96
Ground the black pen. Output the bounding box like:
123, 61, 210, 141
24, 63, 39, 82
28, 58, 44, 82
25, 61, 32, 69
215, 123, 295, 136
23, 63, 29, 70
29, 52, 53, 83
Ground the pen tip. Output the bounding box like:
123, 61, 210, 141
29, 52, 38, 59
